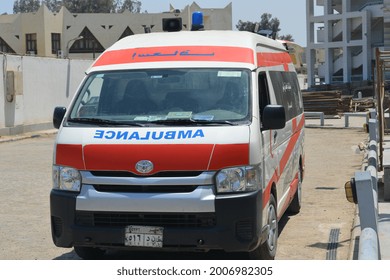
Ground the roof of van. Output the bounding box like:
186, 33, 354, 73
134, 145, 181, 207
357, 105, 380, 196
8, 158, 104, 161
89, 30, 291, 72
112, 30, 286, 51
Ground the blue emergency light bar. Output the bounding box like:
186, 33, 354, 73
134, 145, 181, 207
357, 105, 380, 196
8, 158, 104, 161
191, 11, 204, 31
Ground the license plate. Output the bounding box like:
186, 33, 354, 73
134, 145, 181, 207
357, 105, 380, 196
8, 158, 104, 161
125, 225, 163, 248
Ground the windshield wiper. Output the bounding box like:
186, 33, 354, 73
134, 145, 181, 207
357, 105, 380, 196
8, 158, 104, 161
67, 118, 146, 127
149, 119, 237, 126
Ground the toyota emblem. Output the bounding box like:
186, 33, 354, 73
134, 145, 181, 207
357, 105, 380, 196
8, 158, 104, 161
135, 160, 154, 174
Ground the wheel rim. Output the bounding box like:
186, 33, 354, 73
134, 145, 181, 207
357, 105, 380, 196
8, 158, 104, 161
267, 203, 277, 251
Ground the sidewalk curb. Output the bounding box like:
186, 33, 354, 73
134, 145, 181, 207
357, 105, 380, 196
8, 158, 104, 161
0, 129, 57, 144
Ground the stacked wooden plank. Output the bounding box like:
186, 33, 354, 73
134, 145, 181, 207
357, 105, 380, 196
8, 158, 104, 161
350, 98, 376, 112
303, 90, 380, 114
341, 95, 353, 112
302, 90, 345, 116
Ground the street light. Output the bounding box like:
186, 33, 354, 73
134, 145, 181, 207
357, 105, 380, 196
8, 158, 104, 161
65, 35, 83, 59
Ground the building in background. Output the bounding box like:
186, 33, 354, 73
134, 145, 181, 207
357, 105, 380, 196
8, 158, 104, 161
306, 0, 386, 87
0, 2, 232, 59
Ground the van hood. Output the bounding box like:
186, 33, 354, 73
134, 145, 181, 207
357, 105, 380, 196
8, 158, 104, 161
55, 126, 250, 174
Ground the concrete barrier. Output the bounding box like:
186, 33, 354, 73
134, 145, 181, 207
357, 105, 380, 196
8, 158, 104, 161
344, 112, 369, 128
349, 115, 380, 260
304, 111, 324, 126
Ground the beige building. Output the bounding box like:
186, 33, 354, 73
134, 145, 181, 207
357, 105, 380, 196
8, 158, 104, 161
306, 0, 387, 86
0, 2, 232, 59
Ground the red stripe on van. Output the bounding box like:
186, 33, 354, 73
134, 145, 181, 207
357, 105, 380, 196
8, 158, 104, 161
55, 144, 85, 169
208, 144, 249, 170
292, 117, 297, 132
278, 171, 300, 218
262, 115, 305, 209
93, 46, 255, 67
83, 144, 213, 174
279, 130, 300, 176
257, 52, 292, 69
279, 116, 305, 177
55, 143, 249, 174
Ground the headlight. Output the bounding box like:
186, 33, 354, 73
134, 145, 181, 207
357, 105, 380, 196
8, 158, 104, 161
52, 165, 81, 192
215, 165, 261, 193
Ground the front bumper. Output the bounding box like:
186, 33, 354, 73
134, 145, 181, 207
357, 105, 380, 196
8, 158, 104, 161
50, 188, 264, 252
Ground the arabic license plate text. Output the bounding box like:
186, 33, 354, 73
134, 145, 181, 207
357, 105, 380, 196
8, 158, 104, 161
125, 226, 163, 248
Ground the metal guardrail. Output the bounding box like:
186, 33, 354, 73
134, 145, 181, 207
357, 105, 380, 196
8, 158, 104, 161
304, 111, 324, 126
344, 112, 370, 128
359, 228, 379, 260
348, 109, 380, 260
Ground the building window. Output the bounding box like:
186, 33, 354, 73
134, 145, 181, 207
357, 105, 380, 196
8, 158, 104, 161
26, 33, 37, 55
118, 27, 134, 40
69, 27, 104, 54
0, 37, 16, 54
51, 33, 61, 55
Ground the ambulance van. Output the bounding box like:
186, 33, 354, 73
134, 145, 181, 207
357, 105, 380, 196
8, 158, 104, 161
50, 27, 305, 259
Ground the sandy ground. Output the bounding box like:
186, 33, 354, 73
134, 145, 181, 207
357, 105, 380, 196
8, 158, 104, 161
276, 122, 366, 260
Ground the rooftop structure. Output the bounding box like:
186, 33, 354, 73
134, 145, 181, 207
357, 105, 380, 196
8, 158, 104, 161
0, 2, 232, 59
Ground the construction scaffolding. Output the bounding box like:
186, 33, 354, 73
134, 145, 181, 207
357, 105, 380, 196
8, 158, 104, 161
375, 47, 390, 201
375, 48, 390, 171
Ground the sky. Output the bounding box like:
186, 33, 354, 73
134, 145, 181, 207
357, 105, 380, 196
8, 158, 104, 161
0, 0, 307, 46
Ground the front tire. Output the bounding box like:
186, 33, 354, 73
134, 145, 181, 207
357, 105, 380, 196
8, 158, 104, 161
250, 194, 277, 260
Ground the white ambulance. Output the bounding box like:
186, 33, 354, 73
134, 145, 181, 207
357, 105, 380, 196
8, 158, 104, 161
51, 26, 305, 259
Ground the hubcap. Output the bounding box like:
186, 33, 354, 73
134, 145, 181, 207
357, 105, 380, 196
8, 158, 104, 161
267, 204, 277, 250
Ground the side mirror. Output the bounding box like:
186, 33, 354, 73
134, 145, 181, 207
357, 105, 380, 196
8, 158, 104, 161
262, 105, 286, 130
53, 107, 67, 129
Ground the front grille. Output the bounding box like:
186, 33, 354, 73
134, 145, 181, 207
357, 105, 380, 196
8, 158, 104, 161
93, 184, 198, 193
76, 211, 216, 228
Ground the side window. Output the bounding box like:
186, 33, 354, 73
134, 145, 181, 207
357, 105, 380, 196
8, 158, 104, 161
26, 33, 37, 55
258, 72, 270, 119
77, 76, 103, 117
268, 71, 303, 120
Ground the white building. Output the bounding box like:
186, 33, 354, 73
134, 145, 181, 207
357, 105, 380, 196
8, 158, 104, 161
0, 2, 232, 59
306, 0, 387, 86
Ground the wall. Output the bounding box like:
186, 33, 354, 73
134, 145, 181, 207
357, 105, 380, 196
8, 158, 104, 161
0, 54, 92, 136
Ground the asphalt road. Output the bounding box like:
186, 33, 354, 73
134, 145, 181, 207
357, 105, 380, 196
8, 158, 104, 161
0, 124, 366, 260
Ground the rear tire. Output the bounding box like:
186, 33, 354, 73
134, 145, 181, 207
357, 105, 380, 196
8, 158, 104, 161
74, 246, 106, 260
250, 194, 277, 260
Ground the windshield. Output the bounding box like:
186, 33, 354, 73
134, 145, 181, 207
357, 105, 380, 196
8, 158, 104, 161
68, 68, 251, 126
